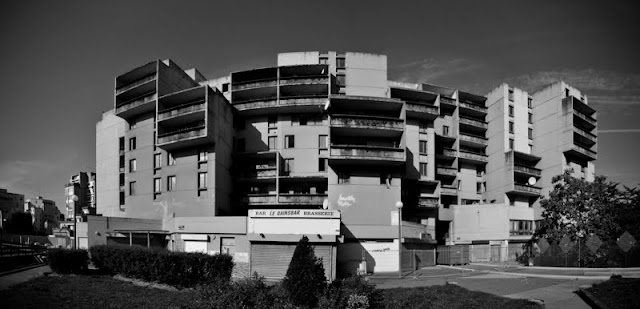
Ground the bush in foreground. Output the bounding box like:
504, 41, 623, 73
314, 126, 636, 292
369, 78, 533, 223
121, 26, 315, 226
47, 248, 88, 274
282, 236, 327, 307
89, 245, 233, 288
318, 275, 384, 309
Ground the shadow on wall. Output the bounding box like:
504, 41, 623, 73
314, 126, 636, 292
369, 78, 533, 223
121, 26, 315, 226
338, 225, 377, 277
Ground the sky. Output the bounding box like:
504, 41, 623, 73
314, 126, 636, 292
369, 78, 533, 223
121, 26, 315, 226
1, 1, 639, 214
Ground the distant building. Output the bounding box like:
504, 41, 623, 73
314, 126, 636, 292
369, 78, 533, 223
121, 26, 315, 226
0, 188, 24, 229
65, 172, 97, 221
24, 196, 61, 234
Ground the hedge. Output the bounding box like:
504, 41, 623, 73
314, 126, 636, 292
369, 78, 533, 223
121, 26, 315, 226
89, 245, 233, 288
47, 248, 89, 274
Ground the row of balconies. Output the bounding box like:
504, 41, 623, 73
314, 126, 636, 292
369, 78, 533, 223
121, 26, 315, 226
156, 125, 206, 145
232, 76, 330, 92
115, 74, 156, 96
330, 115, 404, 131
513, 164, 542, 177
242, 194, 327, 205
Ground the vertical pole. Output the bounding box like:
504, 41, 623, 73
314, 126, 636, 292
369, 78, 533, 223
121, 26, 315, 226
147, 232, 150, 248
398, 207, 402, 278
129, 232, 132, 247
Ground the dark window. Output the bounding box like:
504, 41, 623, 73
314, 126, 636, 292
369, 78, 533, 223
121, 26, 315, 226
336, 57, 346, 68
119, 155, 125, 169
299, 115, 308, 126
528, 128, 533, 139
234, 117, 245, 131
318, 158, 328, 172
268, 116, 277, 128
284, 135, 295, 148
198, 149, 208, 162
338, 172, 350, 184
565, 88, 570, 97
509, 139, 514, 150
419, 163, 428, 176
528, 97, 532, 108
154, 153, 161, 169
222, 83, 229, 92
443, 125, 450, 137
119, 137, 125, 151
476, 182, 483, 194
419, 140, 428, 154
119, 173, 125, 186
528, 113, 532, 124
167, 153, 176, 166
509, 122, 514, 133
129, 137, 136, 151
509, 105, 514, 117
119, 191, 125, 206
167, 176, 176, 191
284, 159, 294, 174
129, 181, 136, 195
508, 88, 514, 101
337, 74, 345, 86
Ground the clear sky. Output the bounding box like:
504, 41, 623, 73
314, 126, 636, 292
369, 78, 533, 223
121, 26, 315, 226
1, 1, 639, 214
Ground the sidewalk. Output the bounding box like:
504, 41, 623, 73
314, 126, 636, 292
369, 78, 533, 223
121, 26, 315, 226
0, 265, 50, 291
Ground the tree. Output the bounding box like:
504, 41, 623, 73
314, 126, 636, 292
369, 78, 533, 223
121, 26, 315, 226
5, 211, 34, 235
282, 235, 326, 307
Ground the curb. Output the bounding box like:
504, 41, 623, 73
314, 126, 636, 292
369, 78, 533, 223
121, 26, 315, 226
437, 265, 476, 272
0, 263, 47, 277
576, 288, 609, 309
488, 271, 610, 280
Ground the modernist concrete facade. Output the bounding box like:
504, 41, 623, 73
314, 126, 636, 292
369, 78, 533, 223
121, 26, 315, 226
24, 196, 61, 234
95, 52, 597, 274
65, 172, 97, 220
0, 188, 25, 229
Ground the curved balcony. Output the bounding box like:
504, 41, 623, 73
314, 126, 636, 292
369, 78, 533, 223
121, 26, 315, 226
330, 115, 404, 131
458, 150, 488, 164
508, 184, 541, 197
115, 92, 157, 120
436, 148, 457, 160
329, 145, 405, 165
436, 166, 457, 177
156, 125, 207, 150
459, 133, 487, 148
513, 164, 541, 177
242, 194, 277, 205
278, 194, 327, 205
459, 117, 488, 131
418, 197, 440, 208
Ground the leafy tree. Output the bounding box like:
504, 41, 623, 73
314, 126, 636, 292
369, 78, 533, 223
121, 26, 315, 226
5, 211, 34, 235
282, 235, 326, 307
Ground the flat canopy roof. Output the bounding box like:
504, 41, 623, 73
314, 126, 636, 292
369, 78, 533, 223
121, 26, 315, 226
113, 230, 171, 234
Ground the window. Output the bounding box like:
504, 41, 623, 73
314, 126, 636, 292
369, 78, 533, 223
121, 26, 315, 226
509, 121, 514, 133
528, 97, 532, 108
119, 191, 125, 206
119, 173, 125, 186
198, 172, 207, 189
154, 153, 161, 170
284, 135, 295, 148
119, 155, 125, 169
129, 181, 136, 195
528, 128, 533, 139
476, 166, 485, 177
318, 135, 328, 149
509, 138, 514, 150
129, 159, 137, 172
336, 57, 345, 68
318, 158, 328, 172
268, 136, 277, 150
284, 159, 294, 174
319, 57, 328, 65
129, 137, 136, 150
443, 125, 450, 137
565, 88, 570, 97
510, 220, 535, 235
119, 137, 125, 151
419, 163, 428, 176
476, 182, 483, 194
419, 122, 428, 133
222, 83, 229, 92
236, 139, 245, 152
380, 174, 390, 185
268, 116, 277, 128
298, 115, 308, 126
167, 153, 176, 166
508, 88, 514, 101
154, 178, 161, 193
129, 119, 137, 130
167, 176, 176, 191
528, 112, 532, 124
338, 172, 350, 184
509, 105, 514, 117
419, 140, 428, 154
198, 149, 208, 162
336, 74, 346, 86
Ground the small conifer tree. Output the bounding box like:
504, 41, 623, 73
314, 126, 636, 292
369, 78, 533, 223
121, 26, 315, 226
282, 235, 327, 307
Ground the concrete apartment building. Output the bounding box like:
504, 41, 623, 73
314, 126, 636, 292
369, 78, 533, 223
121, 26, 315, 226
92, 51, 597, 276
64, 172, 97, 220
0, 188, 24, 229
24, 197, 61, 234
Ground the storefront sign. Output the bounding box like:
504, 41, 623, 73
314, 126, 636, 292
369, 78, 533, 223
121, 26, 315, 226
249, 209, 340, 219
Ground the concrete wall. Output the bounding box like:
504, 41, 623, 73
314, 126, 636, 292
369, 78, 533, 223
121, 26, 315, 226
345, 52, 388, 98
451, 203, 537, 243
484, 85, 508, 204
277, 52, 320, 66
96, 110, 126, 217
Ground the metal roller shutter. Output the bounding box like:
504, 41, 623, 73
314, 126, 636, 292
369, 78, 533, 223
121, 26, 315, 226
251, 243, 333, 280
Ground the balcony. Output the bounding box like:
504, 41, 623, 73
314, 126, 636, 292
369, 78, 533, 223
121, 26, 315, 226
116, 74, 156, 96
573, 127, 597, 145
418, 197, 439, 208
458, 150, 488, 164
513, 164, 541, 177
565, 144, 597, 161
240, 169, 277, 179
232, 79, 277, 91
573, 110, 597, 130
458, 100, 487, 117
436, 148, 457, 160
459, 117, 488, 131
278, 194, 327, 205
406, 102, 439, 120
459, 133, 488, 148
329, 145, 405, 164
509, 184, 542, 197
330, 115, 404, 131
158, 102, 205, 121
156, 125, 206, 149
115, 93, 157, 120
242, 194, 277, 205
439, 97, 456, 107
279, 75, 328, 86
441, 186, 458, 196
436, 166, 457, 177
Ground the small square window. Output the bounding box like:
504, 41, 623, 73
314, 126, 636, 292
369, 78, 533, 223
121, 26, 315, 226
167, 176, 176, 191
129, 137, 136, 151
419, 163, 428, 176
222, 83, 229, 92
129, 181, 136, 196
318, 158, 328, 172
129, 159, 137, 172
268, 136, 277, 150
319, 57, 328, 65
338, 172, 350, 184
336, 58, 346, 68
509, 105, 514, 117
509, 122, 514, 134
419, 140, 428, 154
284, 135, 295, 148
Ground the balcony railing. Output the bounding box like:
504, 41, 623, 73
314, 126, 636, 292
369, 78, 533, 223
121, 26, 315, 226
158, 102, 205, 121
406, 102, 438, 115
458, 150, 488, 162
232, 78, 277, 91
279, 76, 328, 86
115, 93, 157, 114
418, 197, 439, 208
278, 194, 327, 204
441, 186, 458, 195
330, 145, 404, 161
573, 110, 597, 127
330, 115, 404, 130
459, 101, 487, 113
436, 167, 457, 176
513, 184, 541, 195
459, 133, 488, 146
513, 164, 541, 177
459, 117, 488, 129
440, 97, 456, 105
438, 148, 457, 157
157, 126, 206, 144
570, 144, 597, 159
241, 170, 277, 178
242, 194, 277, 204
573, 127, 597, 143
116, 74, 156, 95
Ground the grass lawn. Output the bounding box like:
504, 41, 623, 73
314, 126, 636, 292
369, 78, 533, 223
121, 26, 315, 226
584, 277, 640, 309
0, 274, 543, 308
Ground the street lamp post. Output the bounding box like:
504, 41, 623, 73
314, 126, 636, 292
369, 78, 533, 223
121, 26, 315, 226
396, 201, 403, 278
71, 195, 78, 248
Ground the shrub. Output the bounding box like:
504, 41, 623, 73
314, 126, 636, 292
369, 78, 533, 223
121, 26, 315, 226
318, 276, 384, 309
282, 236, 327, 307
194, 273, 285, 309
89, 245, 233, 288
47, 248, 89, 274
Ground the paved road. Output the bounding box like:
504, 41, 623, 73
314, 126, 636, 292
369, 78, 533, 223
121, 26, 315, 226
0, 265, 50, 291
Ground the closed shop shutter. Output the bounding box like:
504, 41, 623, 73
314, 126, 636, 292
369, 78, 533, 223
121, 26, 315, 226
251, 243, 333, 280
